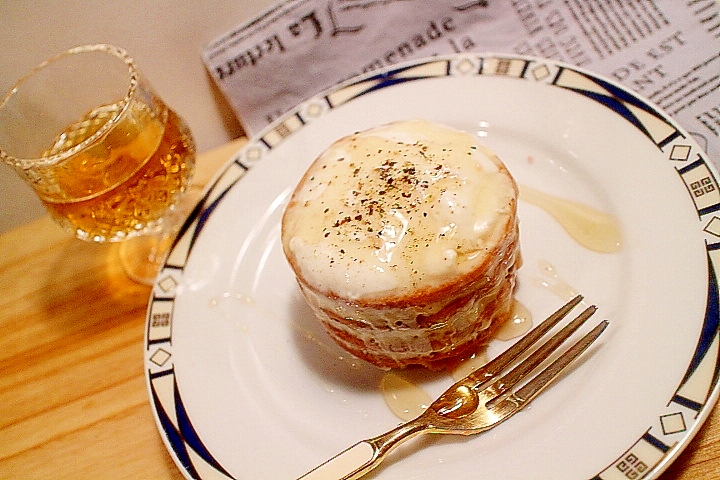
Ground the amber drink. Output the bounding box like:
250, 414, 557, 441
41, 102, 194, 241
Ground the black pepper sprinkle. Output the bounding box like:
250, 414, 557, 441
320, 138, 464, 264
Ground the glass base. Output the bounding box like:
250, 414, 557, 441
117, 188, 200, 286
117, 230, 175, 285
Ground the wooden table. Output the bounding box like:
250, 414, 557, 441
1, 139, 719, 479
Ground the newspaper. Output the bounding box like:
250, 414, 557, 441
202, 0, 720, 164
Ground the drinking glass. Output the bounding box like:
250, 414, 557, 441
0, 44, 196, 284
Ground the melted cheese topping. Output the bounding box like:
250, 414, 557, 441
282, 120, 517, 300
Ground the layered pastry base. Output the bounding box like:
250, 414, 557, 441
281, 119, 520, 370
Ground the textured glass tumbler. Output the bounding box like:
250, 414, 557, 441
0, 44, 196, 284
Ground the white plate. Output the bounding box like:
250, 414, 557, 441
144, 54, 720, 480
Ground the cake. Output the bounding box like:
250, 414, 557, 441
281, 119, 520, 370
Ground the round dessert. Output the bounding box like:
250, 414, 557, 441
281, 119, 520, 370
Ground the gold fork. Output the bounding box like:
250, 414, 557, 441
298, 295, 608, 480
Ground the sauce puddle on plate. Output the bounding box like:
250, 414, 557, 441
380, 371, 433, 421
519, 184, 622, 254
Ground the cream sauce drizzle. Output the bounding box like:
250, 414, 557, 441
379, 371, 433, 421
207, 292, 255, 331
519, 184, 622, 253
532, 260, 581, 302
495, 300, 533, 341
208, 291, 255, 307
450, 351, 489, 382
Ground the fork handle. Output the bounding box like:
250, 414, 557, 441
297, 441, 377, 480
297, 421, 427, 479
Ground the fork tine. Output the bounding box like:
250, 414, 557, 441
511, 319, 609, 404
466, 295, 584, 389
488, 305, 597, 396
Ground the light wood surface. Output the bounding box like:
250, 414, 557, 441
1, 139, 719, 479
